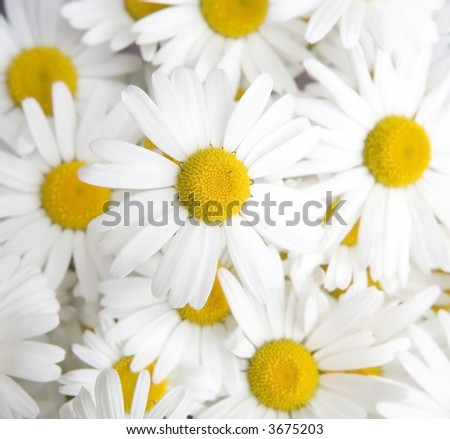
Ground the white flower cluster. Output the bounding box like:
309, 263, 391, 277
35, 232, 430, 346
0, 0, 450, 419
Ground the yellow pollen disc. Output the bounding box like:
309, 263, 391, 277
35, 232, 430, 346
7, 47, 77, 115
177, 147, 250, 223
247, 339, 319, 412
363, 116, 431, 187
201, 0, 269, 38
177, 272, 230, 324
41, 161, 111, 230
124, 0, 166, 20
113, 357, 168, 413
341, 221, 359, 247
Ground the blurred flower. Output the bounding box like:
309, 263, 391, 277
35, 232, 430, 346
0, 254, 64, 418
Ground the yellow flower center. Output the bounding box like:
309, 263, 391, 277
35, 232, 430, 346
177, 272, 230, 324
247, 339, 319, 412
7, 47, 77, 115
341, 221, 359, 247
124, 0, 166, 20
113, 357, 168, 413
201, 0, 269, 38
177, 147, 250, 224
41, 161, 111, 230
363, 116, 431, 187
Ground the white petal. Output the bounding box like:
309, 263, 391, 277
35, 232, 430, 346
225, 219, 284, 302
204, 70, 234, 147
22, 98, 61, 167
52, 82, 76, 162
223, 74, 273, 152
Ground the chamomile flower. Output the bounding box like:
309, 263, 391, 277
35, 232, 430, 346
61, 369, 192, 419
0, 254, 65, 418
0, 81, 141, 297
378, 311, 450, 418
80, 67, 324, 308
99, 262, 240, 396
293, 48, 450, 286
59, 317, 211, 416
199, 268, 409, 419
130, 0, 311, 93
0, 0, 140, 151
303, 0, 442, 56
62, 0, 166, 58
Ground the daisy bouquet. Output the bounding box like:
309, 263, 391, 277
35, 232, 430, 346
0, 0, 450, 422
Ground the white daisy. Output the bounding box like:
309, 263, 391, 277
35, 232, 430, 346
130, 0, 311, 93
59, 317, 212, 416
0, 254, 65, 418
79, 67, 324, 308
0, 81, 142, 296
378, 311, 450, 418
60, 368, 193, 419
62, 0, 166, 58
293, 48, 450, 286
199, 268, 410, 419
99, 261, 240, 396
303, 0, 442, 56
0, 0, 141, 152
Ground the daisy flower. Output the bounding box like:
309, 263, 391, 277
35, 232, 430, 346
199, 268, 410, 419
0, 0, 140, 151
378, 311, 450, 418
59, 317, 212, 416
0, 254, 65, 418
303, 0, 442, 56
0, 81, 142, 296
61, 369, 192, 419
62, 0, 166, 58
79, 67, 324, 308
294, 48, 450, 286
99, 260, 240, 396
130, 0, 311, 93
